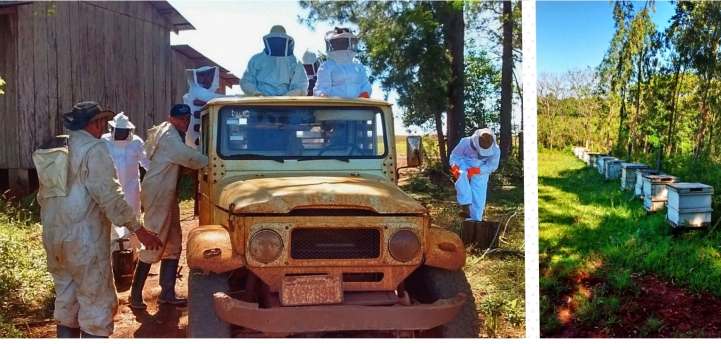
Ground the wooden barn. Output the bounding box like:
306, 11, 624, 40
0, 1, 239, 196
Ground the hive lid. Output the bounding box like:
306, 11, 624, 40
645, 174, 679, 183
667, 182, 714, 193
608, 160, 626, 165
637, 169, 662, 175
622, 163, 649, 169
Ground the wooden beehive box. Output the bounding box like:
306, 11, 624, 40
666, 183, 714, 228
588, 153, 601, 168
642, 174, 680, 212
620, 163, 649, 191
598, 156, 616, 175
605, 159, 626, 180
635, 169, 662, 197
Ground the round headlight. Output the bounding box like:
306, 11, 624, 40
388, 230, 420, 262
249, 230, 283, 263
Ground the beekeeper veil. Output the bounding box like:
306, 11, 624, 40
325, 27, 359, 64
263, 25, 295, 57
302, 50, 320, 77
470, 128, 497, 157
186, 66, 220, 93
107, 112, 135, 146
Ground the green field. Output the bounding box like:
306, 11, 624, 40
539, 150, 721, 337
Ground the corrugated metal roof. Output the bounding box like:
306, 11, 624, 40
0, 1, 31, 8
171, 44, 240, 86
150, 1, 195, 32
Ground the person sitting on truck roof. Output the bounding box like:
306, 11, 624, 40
450, 128, 500, 221
240, 25, 308, 97
302, 50, 322, 96
314, 27, 372, 99
184, 66, 232, 149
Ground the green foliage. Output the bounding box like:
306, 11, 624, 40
0, 195, 54, 338
0, 76, 4, 95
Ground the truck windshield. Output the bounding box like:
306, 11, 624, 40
217, 106, 388, 160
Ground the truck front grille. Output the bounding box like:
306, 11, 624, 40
290, 228, 380, 259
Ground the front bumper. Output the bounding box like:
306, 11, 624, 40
213, 292, 467, 335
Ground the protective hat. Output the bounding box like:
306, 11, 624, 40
325, 27, 359, 52
108, 112, 135, 129
170, 104, 192, 118
62, 101, 116, 131
270, 25, 286, 34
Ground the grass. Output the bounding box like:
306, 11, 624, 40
0, 193, 54, 338
539, 149, 721, 337
401, 138, 525, 338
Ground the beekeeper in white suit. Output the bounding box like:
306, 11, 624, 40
183, 66, 228, 149
240, 25, 308, 96
37, 101, 162, 338
129, 104, 209, 309
101, 112, 149, 258
314, 27, 372, 98
302, 50, 322, 96
449, 128, 501, 221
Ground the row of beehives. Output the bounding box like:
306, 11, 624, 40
571, 147, 714, 229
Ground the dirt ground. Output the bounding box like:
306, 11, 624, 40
27, 218, 197, 338
550, 272, 721, 338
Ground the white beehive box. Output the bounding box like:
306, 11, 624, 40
582, 151, 590, 163
642, 174, 680, 212
635, 169, 661, 197
598, 156, 616, 175
666, 183, 713, 228
621, 163, 649, 191
605, 159, 625, 180
587, 153, 600, 168
573, 146, 581, 158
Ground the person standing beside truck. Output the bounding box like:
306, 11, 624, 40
240, 25, 308, 96
36, 101, 162, 338
101, 112, 150, 262
450, 128, 501, 221
129, 104, 209, 309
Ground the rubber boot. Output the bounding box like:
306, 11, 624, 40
458, 204, 471, 219
57, 325, 81, 338
81, 330, 108, 338
158, 259, 187, 306
129, 261, 152, 309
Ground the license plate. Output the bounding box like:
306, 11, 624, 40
280, 275, 343, 306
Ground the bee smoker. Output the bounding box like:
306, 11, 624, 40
112, 238, 136, 283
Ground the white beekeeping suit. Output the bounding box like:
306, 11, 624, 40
183, 66, 225, 149
101, 112, 150, 257
314, 27, 372, 98
302, 50, 321, 96
240, 25, 308, 96
449, 128, 500, 221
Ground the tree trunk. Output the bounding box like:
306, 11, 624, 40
499, 0, 513, 160
434, 112, 449, 170
666, 62, 684, 154
695, 73, 713, 162
439, 2, 465, 160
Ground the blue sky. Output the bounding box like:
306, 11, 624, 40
537, 1, 675, 76
168, 1, 519, 135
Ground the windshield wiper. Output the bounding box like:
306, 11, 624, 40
230, 154, 285, 163
297, 156, 350, 163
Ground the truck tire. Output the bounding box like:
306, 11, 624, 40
187, 268, 232, 338
418, 266, 480, 338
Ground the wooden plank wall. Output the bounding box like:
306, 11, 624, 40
9, 1, 181, 170
171, 51, 197, 106
0, 13, 19, 169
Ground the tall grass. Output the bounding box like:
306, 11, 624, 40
0, 193, 54, 338
539, 150, 721, 336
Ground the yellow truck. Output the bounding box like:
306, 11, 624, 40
186, 96, 479, 338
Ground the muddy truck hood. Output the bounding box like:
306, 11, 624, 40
216, 176, 427, 215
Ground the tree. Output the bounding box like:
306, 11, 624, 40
298, 1, 468, 168
464, 49, 501, 132
0, 76, 4, 95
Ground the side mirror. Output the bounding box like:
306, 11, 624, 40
406, 136, 423, 168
